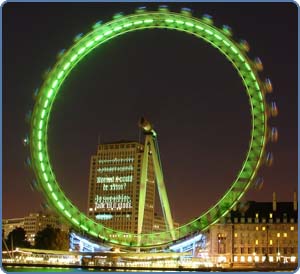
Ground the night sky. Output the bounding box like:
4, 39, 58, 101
3, 3, 298, 224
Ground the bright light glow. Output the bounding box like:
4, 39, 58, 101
80, 225, 88, 231
277, 233, 280, 237
214, 34, 222, 40
58, 201, 64, 209
291, 256, 296, 262
269, 256, 274, 262
38, 130, 42, 140
104, 30, 113, 36
240, 256, 245, 262
47, 89, 54, 98
41, 163, 45, 172
90, 231, 98, 237
47, 182, 52, 191
291, 226, 294, 231
39, 152, 43, 162
65, 210, 71, 218
223, 40, 230, 47
52, 192, 58, 200
63, 62, 70, 70
254, 256, 259, 262
57, 71, 64, 79
205, 29, 213, 35
133, 21, 143, 25
86, 40, 95, 47
234, 256, 238, 262
144, 19, 153, 23
238, 54, 245, 62
38, 141, 42, 151
43, 173, 48, 182
176, 20, 184, 24
196, 25, 204, 30
52, 80, 58, 89
185, 22, 194, 27
44, 99, 49, 108
123, 23, 133, 28
165, 19, 174, 23
78, 47, 85, 55
72, 218, 79, 225
41, 109, 46, 119
247, 256, 252, 262
39, 120, 43, 130
94, 35, 103, 41
231, 46, 238, 54
245, 63, 251, 71
113, 26, 122, 32
250, 72, 256, 80
270, 239, 273, 245
70, 54, 78, 62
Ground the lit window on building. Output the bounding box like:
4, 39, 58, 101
256, 226, 259, 231
262, 226, 266, 231
269, 213, 273, 218
290, 226, 294, 231
255, 213, 259, 218
255, 239, 258, 245
277, 233, 280, 237
234, 233, 237, 238
269, 239, 273, 245
283, 232, 287, 237
240, 256, 245, 262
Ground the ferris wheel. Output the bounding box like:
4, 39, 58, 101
28, 6, 278, 248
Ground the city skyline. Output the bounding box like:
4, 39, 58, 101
3, 3, 297, 225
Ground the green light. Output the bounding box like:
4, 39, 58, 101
250, 72, 256, 80
113, 26, 122, 32
41, 109, 46, 119
78, 47, 85, 55
205, 29, 213, 35
133, 21, 143, 25
245, 63, 251, 71
72, 218, 79, 225
176, 20, 184, 25
70, 54, 78, 62
90, 231, 98, 237
63, 62, 70, 70
65, 210, 71, 218
144, 19, 153, 23
52, 80, 58, 89
39, 120, 43, 130
58, 201, 64, 210
94, 35, 103, 41
86, 40, 95, 47
185, 22, 194, 27
104, 30, 112, 36
38, 141, 42, 151
41, 162, 45, 172
238, 54, 245, 62
52, 192, 58, 201
80, 225, 88, 231
231, 46, 238, 54
123, 23, 133, 28
196, 25, 204, 30
57, 71, 64, 79
39, 152, 43, 162
258, 90, 263, 100
47, 89, 54, 98
47, 183, 52, 191
214, 34, 222, 40
255, 82, 260, 90
165, 19, 174, 23
43, 173, 49, 182
44, 99, 49, 108
223, 40, 230, 47
38, 130, 42, 140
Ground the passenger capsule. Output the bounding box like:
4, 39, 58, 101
23, 135, 29, 146
269, 127, 278, 142
92, 20, 103, 29
253, 177, 264, 190
181, 7, 192, 16
56, 49, 66, 59
239, 39, 250, 52
202, 14, 213, 25
30, 179, 39, 191
222, 25, 232, 36
113, 12, 124, 20
25, 111, 32, 123
135, 6, 147, 13
158, 5, 169, 12
265, 152, 274, 167
25, 156, 31, 167
74, 33, 83, 42
40, 202, 50, 210
254, 57, 263, 71
269, 101, 278, 117
32, 88, 39, 100
264, 78, 273, 93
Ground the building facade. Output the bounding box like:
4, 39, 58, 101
3, 212, 69, 245
207, 193, 298, 265
87, 141, 155, 233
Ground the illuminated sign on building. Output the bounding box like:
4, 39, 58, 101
95, 194, 132, 210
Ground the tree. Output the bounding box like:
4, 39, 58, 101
6, 227, 31, 249
34, 225, 69, 250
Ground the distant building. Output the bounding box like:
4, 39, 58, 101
3, 212, 69, 245
207, 192, 298, 265
87, 141, 155, 233
153, 213, 180, 232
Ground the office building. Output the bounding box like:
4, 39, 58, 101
87, 141, 155, 233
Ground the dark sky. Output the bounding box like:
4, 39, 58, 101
3, 3, 298, 224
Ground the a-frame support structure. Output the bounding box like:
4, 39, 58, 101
137, 117, 175, 246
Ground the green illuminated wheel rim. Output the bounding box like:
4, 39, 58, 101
30, 8, 270, 248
